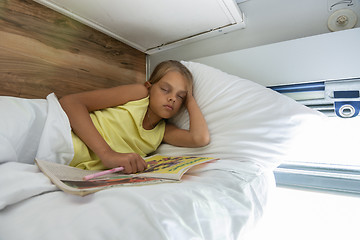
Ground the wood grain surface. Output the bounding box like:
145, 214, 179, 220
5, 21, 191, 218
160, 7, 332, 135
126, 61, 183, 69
0, 0, 146, 99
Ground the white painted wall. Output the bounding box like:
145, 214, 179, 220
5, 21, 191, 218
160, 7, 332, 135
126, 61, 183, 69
192, 28, 360, 86
148, 0, 360, 75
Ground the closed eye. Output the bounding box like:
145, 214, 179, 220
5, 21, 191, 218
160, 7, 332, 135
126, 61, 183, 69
177, 94, 186, 100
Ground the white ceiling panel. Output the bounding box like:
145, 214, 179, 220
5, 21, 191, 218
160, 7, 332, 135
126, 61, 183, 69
34, 0, 245, 54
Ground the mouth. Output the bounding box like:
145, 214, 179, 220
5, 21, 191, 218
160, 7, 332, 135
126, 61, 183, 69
163, 104, 173, 111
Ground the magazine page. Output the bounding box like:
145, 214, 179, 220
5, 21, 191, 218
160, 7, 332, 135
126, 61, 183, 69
35, 155, 216, 196
139, 155, 216, 179
35, 159, 175, 196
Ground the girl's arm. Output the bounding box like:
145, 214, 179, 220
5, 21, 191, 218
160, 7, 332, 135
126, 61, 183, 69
59, 84, 149, 173
163, 94, 210, 148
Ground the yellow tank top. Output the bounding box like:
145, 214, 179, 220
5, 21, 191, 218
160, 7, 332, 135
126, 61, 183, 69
69, 97, 166, 170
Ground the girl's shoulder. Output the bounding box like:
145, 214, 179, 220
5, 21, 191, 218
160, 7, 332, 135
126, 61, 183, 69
108, 84, 148, 108
60, 84, 149, 113
121, 83, 148, 98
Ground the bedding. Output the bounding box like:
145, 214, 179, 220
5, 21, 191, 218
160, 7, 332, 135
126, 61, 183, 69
0, 61, 323, 240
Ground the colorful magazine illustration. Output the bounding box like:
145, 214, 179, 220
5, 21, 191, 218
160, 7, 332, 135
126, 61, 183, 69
35, 155, 217, 196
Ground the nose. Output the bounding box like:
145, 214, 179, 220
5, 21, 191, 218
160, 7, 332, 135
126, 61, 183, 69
168, 94, 176, 102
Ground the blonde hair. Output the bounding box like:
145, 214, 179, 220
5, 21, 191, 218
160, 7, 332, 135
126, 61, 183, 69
148, 60, 193, 92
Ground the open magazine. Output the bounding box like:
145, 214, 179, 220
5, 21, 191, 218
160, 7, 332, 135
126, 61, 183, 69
35, 155, 217, 196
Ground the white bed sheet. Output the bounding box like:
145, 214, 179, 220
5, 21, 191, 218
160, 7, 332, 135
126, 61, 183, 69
0, 159, 274, 240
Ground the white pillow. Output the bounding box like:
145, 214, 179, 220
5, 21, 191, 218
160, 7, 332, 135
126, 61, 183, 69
156, 61, 324, 170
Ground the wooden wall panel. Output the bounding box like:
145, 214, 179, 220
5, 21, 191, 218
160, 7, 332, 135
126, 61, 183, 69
0, 0, 146, 99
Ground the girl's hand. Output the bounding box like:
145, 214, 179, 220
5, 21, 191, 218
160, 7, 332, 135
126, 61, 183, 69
100, 150, 148, 174
185, 92, 195, 109
184, 85, 194, 107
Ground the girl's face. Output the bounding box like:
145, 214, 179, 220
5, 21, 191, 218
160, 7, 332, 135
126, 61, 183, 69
147, 71, 189, 120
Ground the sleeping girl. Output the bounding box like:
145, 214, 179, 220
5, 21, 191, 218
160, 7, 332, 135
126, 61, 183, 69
61, 60, 209, 173
0, 60, 209, 173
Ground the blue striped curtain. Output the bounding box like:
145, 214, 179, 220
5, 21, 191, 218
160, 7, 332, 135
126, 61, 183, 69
269, 77, 360, 118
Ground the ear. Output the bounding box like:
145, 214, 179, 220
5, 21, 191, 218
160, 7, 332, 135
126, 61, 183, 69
144, 81, 152, 89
